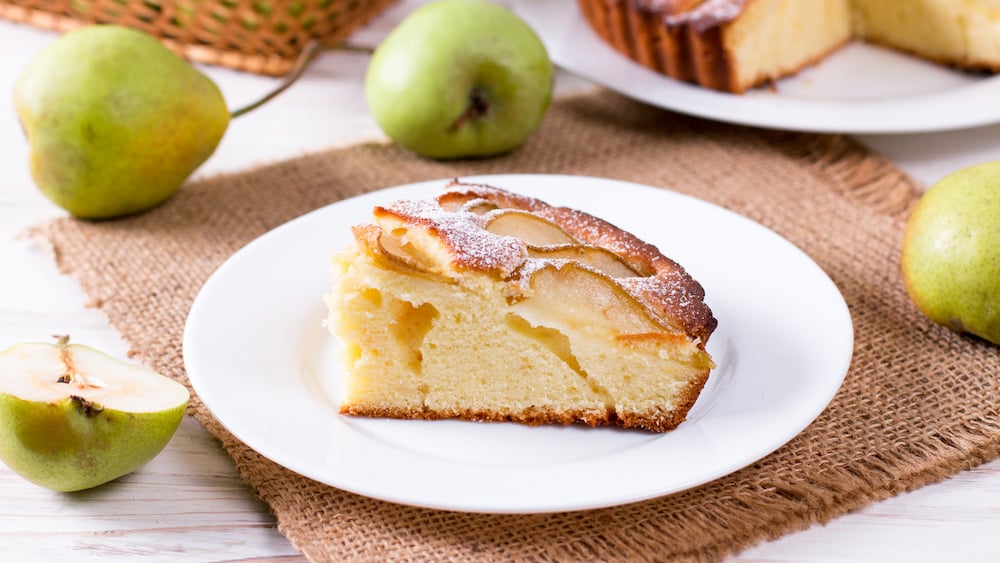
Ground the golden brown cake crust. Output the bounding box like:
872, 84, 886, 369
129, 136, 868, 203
660, 0, 749, 30
388, 180, 718, 345
579, 0, 749, 92
629, 0, 707, 15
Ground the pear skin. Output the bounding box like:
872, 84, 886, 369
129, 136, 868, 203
0, 341, 189, 492
0, 394, 187, 492
901, 161, 1000, 345
13, 25, 229, 219
365, 0, 554, 159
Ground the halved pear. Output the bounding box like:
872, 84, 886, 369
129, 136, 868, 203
436, 193, 500, 215
527, 245, 641, 278
377, 227, 435, 272
462, 200, 501, 215
0, 338, 189, 492
512, 262, 673, 335
485, 209, 577, 246
352, 223, 424, 274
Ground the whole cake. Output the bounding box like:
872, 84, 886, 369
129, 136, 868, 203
324, 181, 717, 432
578, 0, 1000, 93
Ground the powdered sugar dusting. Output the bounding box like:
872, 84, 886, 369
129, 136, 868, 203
619, 274, 711, 335
663, 0, 747, 31
383, 197, 527, 276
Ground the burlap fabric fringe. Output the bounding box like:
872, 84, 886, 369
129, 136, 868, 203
27, 90, 1000, 561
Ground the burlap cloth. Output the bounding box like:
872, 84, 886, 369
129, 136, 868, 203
27, 90, 1000, 561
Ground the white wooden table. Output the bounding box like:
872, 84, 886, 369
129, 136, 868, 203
1, 1, 999, 560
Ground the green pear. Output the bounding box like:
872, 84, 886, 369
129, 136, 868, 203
365, 0, 554, 159
0, 338, 189, 492
13, 25, 229, 219
901, 161, 1000, 344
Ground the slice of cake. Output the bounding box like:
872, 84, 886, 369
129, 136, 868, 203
578, 0, 1000, 94
324, 181, 717, 432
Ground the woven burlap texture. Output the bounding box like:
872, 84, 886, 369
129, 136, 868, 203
28, 90, 1000, 562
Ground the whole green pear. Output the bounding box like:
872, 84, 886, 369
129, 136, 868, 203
365, 0, 554, 159
901, 161, 1000, 344
13, 25, 229, 219
0, 339, 189, 492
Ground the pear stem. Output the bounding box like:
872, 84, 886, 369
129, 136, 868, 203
229, 40, 324, 119
55, 336, 83, 386
53, 335, 102, 389
228, 42, 374, 119
448, 86, 491, 132
335, 44, 376, 55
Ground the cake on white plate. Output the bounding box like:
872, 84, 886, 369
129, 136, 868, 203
324, 181, 717, 432
578, 0, 1000, 93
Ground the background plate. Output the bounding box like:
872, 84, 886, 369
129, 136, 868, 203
183, 174, 853, 513
513, 0, 1000, 134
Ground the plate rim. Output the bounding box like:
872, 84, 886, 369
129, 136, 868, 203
182, 173, 854, 513
512, 0, 1000, 134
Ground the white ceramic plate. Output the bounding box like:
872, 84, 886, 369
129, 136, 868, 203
513, 0, 1000, 134
183, 174, 853, 514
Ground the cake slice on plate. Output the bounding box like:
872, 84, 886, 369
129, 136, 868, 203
324, 181, 716, 432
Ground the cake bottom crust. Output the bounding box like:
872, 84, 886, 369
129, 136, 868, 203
340, 368, 708, 433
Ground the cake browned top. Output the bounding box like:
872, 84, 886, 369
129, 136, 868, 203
630, 0, 705, 14
629, 0, 747, 30
359, 180, 717, 346
660, 0, 748, 30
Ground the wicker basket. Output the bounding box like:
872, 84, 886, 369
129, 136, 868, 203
0, 0, 398, 75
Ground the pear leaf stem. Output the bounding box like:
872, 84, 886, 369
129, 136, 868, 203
230, 40, 324, 119
55, 335, 84, 386
228, 42, 375, 119
448, 86, 491, 132
53, 334, 103, 390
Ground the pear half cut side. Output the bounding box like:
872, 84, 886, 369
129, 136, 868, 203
0, 341, 189, 492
